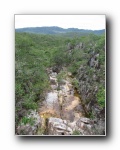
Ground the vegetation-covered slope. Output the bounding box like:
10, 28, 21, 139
15, 32, 105, 135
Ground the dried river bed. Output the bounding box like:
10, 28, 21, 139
38, 70, 88, 135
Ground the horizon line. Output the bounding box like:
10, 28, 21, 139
15, 26, 105, 31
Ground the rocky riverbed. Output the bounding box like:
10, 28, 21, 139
37, 68, 98, 135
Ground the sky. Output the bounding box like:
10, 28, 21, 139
15, 15, 105, 30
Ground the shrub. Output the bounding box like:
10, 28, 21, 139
72, 78, 79, 89
57, 71, 67, 83
72, 130, 81, 135
96, 85, 105, 108
20, 116, 35, 126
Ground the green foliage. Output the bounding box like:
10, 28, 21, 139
88, 111, 95, 119
37, 127, 45, 135
57, 71, 67, 83
15, 31, 105, 133
72, 78, 79, 89
15, 83, 24, 97
20, 116, 35, 126
22, 97, 38, 110
97, 85, 105, 108
72, 130, 81, 135
52, 46, 66, 67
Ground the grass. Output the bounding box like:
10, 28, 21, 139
72, 130, 81, 135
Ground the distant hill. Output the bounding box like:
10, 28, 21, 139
15, 26, 105, 35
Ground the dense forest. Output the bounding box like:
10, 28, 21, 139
15, 30, 105, 135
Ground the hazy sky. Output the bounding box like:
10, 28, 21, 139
15, 15, 105, 30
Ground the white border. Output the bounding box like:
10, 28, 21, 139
0, 0, 120, 149
15, 14, 106, 137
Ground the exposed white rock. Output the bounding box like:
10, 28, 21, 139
79, 117, 92, 124
46, 92, 58, 104
48, 117, 73, 135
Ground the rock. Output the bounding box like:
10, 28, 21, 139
67, 72, 72, 77
75, 104, 84, 112
17, 109, 27, 118
58, 90, 63, 96
50, 72, 57, 78
51, 85, 58, 90
59, 79, 66, 85
75, 42, 83, 49
61, 110, 75, 122
50, 78, 57, 85
17, 124, 35, 135
89, 57, 95, 67
46, 92, 58, 105
67, 43, 74, 50
74, 113, 81, 120
94, 59, 99, 68
79, 117, 92, 124
77, 64, 105, 123
68, 121, 76, 129
17, 110, 41, 135
74, 117, 96, 135
46, 68, 52, 74
76, 117, 91, 128
59, 95, 64, 105
88, 54, 100, 69
48, 117, 72, 135
52, 66, 61, 74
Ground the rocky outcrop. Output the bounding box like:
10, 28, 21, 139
67, 42, 83, 50
75, 42, 83, 49
17, 110, 41, 135
88, 53, 100, 69
77, 63, 105, 118
48, 117, 102, 135
48, 117, 72, 135
67, 43, 74, 50
72, 117, 95, 135
76, 50, 105, 134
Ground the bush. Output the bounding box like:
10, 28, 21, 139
20, 116, 35, 126
72, 78, 79, 89
57, 71, 67, 83
72, 130, 81, 135
97, 85, 105, 108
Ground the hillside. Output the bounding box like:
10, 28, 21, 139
15, 31, 105, 135
15, 26, 105, 35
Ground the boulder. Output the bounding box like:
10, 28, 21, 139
50, 78, 57, 85
67, 72, 72, 77
74, 117, 96, 135
51, 72, 57, 78
48, 117, 72, 135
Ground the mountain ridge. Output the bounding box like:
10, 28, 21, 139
15, 26, 105, 35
